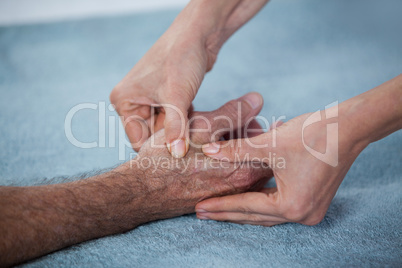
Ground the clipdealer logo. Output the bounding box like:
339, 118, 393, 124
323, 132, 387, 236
302, 101, 338, 167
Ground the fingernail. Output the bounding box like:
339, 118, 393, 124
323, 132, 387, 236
166, 142, 171, 153
170, 139, 188, 158
195, 208, 207, 213
197, 213, 209, 220
242, 93, 262, 109
202, 144, 220, 155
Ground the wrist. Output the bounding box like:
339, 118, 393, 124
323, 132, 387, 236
95, 164, 163, 227
171, 0, 234, 44
337, 75, 402, 150
112, 160, 196, 222
337, 99, 371, 154
162, 1, 230, 70
165, 0, 269, 70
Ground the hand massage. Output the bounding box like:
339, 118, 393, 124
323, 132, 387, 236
1, 0, 401, 266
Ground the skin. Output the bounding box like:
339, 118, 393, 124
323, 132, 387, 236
196, 75, 402, 226
110, 0, 270, 157
1, 0, 398, 265
113, 0, 400, 227
0, 93, 272, 267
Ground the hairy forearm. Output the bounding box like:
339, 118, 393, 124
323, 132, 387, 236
338, 74, 402, 149
0, 165, 164, 266
0, 157, 222, 266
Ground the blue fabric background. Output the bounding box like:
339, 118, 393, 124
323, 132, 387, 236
0, 0, 401, 266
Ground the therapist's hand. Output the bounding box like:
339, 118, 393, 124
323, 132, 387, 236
196, 107, 368, 226
110, 29, 214, 157
110, 0, 271, 158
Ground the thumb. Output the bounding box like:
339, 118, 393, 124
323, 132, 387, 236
163, 99, 191, 158
202, 132, 276, 165
195, 192, 282, 225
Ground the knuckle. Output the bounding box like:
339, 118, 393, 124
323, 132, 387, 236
247, 213, 263, 222
281, 199, 326, 226
221, 99, 239, 117
302, 211, 326, 226
227, 140, 242, 158
237, 206, 247, 213
110, 85, 121, 105
192, 117, 209, 131
165, 108, 183, 122
233, 194, 248, 213
163, 83, 194, 104
164, 110, 187, 129
235, 140, 248, 158
281, 200, 311, 223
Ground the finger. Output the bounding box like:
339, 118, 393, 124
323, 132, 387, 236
238, 119, 282, 140
120, 105, 152, 151
149, 111, 165, 134
269, 120, 284, 130
196, 211, 284, 223
259, 187, 277, 195
228, 220, 285, 227
202, 132, 275, 165
188, 104, 195, 116
223, 119, 262, 140
209, 92, 263, 141
162, 93, 194, 158
244, 119, 264, 138
210, 119, 283, 160
195, 192, 279, 216
145, 105, 194, 135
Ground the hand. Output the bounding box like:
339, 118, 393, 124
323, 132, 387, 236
110, 22, 216, 157
122, 92, 272, 219
196, 106, 368, 226
110, 0, 271, 158
0, 92, 272, 266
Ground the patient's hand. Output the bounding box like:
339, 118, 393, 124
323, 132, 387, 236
115, 92, 272, 220
0, 93, 271, 266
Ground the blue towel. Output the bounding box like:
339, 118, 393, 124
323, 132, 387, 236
0, 0, 401, 266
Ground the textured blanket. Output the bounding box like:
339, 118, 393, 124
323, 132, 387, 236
0, 0, 401, 266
